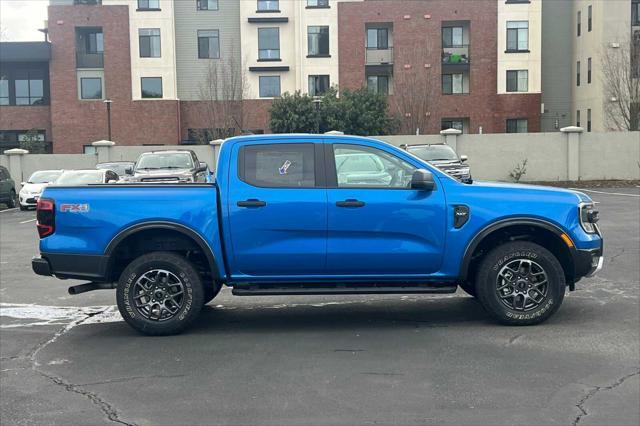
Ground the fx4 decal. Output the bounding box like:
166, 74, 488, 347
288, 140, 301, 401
60, 203, 90, 213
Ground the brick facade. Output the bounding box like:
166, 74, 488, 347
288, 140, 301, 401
0, 106, 52, 139
338, 0, 541, 134
48, 5, 180, 153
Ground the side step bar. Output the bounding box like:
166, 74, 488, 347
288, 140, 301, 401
232, 283, 458, 296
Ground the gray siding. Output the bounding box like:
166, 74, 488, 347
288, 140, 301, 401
174, 0, 241, 101
540, 0, 573, 132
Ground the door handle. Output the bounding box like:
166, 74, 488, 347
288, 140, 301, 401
336, 199, 365, 208
237, 199, 267, 208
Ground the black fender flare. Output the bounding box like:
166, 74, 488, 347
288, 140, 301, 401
458, 218, 577, 282
104, 221, 220, 281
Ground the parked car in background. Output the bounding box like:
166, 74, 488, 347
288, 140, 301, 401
19, 170, 63, 210
129, 150, 208, 183
0, 166, 18, 208
54, 169, 119, 186
96, 161, 134, 180
402, 143, 472, 183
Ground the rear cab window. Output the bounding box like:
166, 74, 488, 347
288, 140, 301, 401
238, 143, 317, 188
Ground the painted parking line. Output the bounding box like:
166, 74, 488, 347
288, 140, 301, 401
0, 208, 18, 213
19, 218, 36, 224
571, 188, 640, 198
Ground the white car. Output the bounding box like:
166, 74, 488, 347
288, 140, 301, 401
53, 169, 119, 186
19, 170, 63, 210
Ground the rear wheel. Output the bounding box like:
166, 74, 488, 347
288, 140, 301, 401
116, 251, 204, 335
476, 241, 565, 325
7, 190, 17, 208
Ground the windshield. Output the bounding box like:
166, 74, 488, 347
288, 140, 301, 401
55, 171, 104, 185
97, 162, 131, 176
28, 171, 62, 184
407, 145, 458, 162
136, 153, 193, 170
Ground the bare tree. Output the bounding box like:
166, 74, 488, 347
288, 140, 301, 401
601, 33, 640, 131
197, 56, 251, 142
389, 40, 438, 135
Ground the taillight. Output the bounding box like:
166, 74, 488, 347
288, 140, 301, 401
36, 198, 55, 238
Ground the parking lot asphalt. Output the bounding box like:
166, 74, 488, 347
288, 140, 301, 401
1, 187, 638, 426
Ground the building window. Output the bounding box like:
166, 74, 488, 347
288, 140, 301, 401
308, 75, 329, 96
367, 75, 389, 95
576, 110, 581, 127
506, 21, 529, 52
257, 0, 279, 12
86, 30, 103, 53
258, 28, 280, 60
442, 73, 464, 95
259, 76, 280, 97
506, 70, 528, 92
588, 5, 592, 31
139, 28, 161, 58
441, 119, 464, 132
577, 11, 581, 36
198, 30, 220, 59
197, 0, 218, 10
80, 77, 102, 99
308, 26, 329, 56
442, 26, 464, 48
141, 77, 163, 98
506, 119, 528, 133
587, 57, 592, 84
366, 28, 389, 49
307, 0, 329, 7
137, 0, 159, 10
587, 109, 592, 131
0, 79, 9, 105
14, 70, 45, 105
1, 130, 48, 153
633, 1, 640, 26
577, 61, 581, 86
74, 0, 102, 4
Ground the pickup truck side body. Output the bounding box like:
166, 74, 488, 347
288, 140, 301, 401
33, 134, 603, 334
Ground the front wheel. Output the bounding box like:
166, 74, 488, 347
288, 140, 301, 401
476, 241, 565, 326
116, 251, 204, 335
7, 190, 17, 208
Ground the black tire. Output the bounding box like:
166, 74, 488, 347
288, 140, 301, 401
116, 251, 204, 336
476, 241, 565, 326
203, 282, 222, 305
458, 281, 476, 297
19, 204, 27, 211
7, 190, 17, 208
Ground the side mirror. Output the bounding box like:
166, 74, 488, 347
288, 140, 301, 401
197, 162, 208, 173
125, 167, 133, 175
460, 155, 468, 163
410, 169, 435, 191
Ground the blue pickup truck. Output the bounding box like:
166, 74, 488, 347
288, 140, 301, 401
32, 134, 603, 335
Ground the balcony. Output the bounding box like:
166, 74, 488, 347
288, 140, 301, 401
76, 51, 104, 68
442, 45, 470, 71
366, 47, 393, 65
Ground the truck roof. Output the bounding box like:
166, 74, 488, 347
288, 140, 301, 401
224, 133, 381, 144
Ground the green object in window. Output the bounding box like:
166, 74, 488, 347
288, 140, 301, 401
450, 54, 461, 64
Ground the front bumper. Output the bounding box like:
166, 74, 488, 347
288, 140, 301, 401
574, 246, 604, 279
19, 194, 39, 206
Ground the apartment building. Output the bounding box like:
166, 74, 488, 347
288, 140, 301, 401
6, 0, 623, 154
572, 0, 639, 132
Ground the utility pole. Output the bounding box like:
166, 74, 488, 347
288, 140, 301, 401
103, 99, 113, 141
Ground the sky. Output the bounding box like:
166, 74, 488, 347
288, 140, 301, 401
0, 0, 49, 42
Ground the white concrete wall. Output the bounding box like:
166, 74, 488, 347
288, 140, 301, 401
3, 132, 639, 184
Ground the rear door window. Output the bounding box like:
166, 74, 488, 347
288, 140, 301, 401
239, 143, 316, 188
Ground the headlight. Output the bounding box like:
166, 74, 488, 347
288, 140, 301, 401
459, 167, 470, 176
579, 202, 599, 234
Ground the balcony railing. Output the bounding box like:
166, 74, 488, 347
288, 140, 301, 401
76, 51, 104, 69
365, 47, 393, 65
442, 45, 470, 65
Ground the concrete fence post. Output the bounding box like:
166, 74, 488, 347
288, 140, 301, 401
4, 148, 29, 184
440, 128, 462, 152
91, 140, 116, 164
210, 139, 224, 166
560, 126, 583, 181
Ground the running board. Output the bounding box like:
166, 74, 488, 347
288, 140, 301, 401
231, 283, 458, 296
